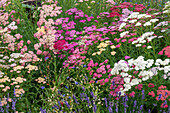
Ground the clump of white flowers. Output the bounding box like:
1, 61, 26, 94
163, 1, 170, 14
111, 56, 170, 96
132, 32, 157, 48
119, 22, 126, 30
120, 31, 129, 37
123, 12, 152, 22
10, 53, 24, 59
143, 21, 152, 26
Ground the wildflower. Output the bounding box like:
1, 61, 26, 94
129, 91, 135, 97
41, 86, 45, 89
150, 19, 159, 23
108, 106, 113, 113
148, 91, 155, 97
104, 97, 108, 107
125, 56, 130, 59
36, 49, 42, 55
54, 105, 59, 109
148, 83, 155, 88
75, 81, 78, 85
133, 100, 137, 107
73, 95, 79, 104
110, 45, 116, 49
147, 46, 152, 49
93, 104, 97, 113
144, 21, 151, 26
53, 40, 67, 50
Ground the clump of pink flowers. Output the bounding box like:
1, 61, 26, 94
158, 46, 170, 57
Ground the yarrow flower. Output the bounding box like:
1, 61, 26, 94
53, 40, 68, 50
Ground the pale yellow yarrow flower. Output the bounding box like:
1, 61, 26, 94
111, 51, 116, 55
110, 45, 116, 49
97, 42, 108, 48
92, 53, 97, 56
25, 65, 38, 71
37, 26, 46, 34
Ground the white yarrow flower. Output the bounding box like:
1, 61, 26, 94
124, 77, 131, 83
147, 46, 152, 49
136, 44, 142, 47
144, 21, 151, 26
135, 22, 142, 26
129, 19, 137, 23
119, 23, 126, 30
150, 19, 159, 23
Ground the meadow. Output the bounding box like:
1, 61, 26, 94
0, 0, 170, 112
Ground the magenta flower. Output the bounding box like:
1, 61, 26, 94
79, 20, 86, 23
124, 56, 130, 59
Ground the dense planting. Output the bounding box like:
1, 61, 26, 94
0, 0, 170, 112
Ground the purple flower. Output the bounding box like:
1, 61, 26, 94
58, 101, 61, 107
93, 104, 97, 113
91, 91, 94, 97
153, 104, 157, 106
104, 97, 108, 108
45, 57, 49, 60
124, 108, 127, 113
148, 109, 151, 113
133, 100, 137, 107
80, 93, 84, 101
86, 95, 91, 107
75, 82, 78, 85
85, 76, 88, 81
65, 101, 71, 109
158, 94, 162, 100
73, 95, 79, 104
40, 107, 46, 113
12, 98, 17, 111
41, 86, 45, 89
0, 99, 4, 113
14, 88, 16, 97
82, 86, 85, 92
58, 90, 62, 95
108, 106, 113, 113
115, 104, 118, 112
139, 105, 143, 112
125, 95, 128, 102
109, 101, 114, 107
142, 90, 145, 100
54, 105, 59, 109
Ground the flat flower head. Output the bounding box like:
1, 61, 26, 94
125, 56, 130, 59
110, 45, 116, 49
148, 83, 155, 88
163, 46, 170, 57
53, 40, 67, 50
148, 91, 155, 97
111, 51, 116, 55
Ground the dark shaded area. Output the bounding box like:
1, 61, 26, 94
21, 0, 42, 23
21, 0, 42, 7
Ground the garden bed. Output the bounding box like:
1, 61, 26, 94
0, 0, 170, 113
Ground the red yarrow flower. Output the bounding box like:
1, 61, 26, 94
129, 91, 135, 97
110, 12, 122, 17
158, 46, 170, 57
53, 40, 67, 50
160, 103, 168, 108
148, 91, 155, 97
148, 83, 155, 88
